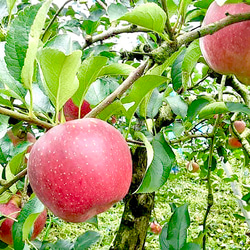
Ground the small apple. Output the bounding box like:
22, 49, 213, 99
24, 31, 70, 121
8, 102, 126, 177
228, 137, 242, 148
233, 121, 246, 134
150, 222, 162, 235
186, 161, 200, 173
200, 2, 250, 85
28, 118, 132, 223
63, 99, 91, 121
0, 194, 47, 245
7, 130, 36, 149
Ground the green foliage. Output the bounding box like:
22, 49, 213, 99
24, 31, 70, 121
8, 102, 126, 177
120, 3, 167, 33
136, 132, 176, 193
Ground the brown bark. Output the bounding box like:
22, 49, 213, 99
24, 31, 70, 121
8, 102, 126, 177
110, 147, 155, 250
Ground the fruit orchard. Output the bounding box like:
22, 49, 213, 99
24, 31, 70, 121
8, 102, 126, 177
0, 0, 250, 249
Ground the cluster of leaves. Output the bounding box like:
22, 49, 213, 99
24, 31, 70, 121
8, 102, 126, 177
0, 0, 250, 249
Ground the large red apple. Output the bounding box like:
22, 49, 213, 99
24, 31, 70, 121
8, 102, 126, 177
63, 99, 91, 121
0, 195, 47, 245
200, 2, 250, 85
27, 118, 132, 223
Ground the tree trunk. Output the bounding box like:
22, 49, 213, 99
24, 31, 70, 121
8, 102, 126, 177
110, 147, 155, 250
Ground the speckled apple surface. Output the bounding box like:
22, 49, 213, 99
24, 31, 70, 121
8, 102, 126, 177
200, 2, 250, 85
28, 118, 132, 223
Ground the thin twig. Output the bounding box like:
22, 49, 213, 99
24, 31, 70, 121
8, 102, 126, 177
0, 169, 27, 196
42, 0, 75, 41
82, 25, 150, 49
0, 106, 53, 130
96, 0, 107, 10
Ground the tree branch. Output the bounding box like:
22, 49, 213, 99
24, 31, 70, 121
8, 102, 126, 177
84, 59, 150, 118
0, 106, 53, 130
0, 169, 27, 196
82, 25, 150, 49
170, 133, 211, 144
153, 11, 250, 64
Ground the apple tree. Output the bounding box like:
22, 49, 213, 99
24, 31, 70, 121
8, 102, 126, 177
0, 0, 250, 249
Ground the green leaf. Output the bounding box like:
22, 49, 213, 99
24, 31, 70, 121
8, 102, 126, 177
37, 48, 82, 112
13, 196, 44, 250
74, 231, 101, 250
136, 132, 176, 193
44, 34, 80, 55
72, 56, 108, 107
121, 75, 167, 122
226, 102, 250, 115
97, 100, 126, 121
166, 95, 188, 119
107, 3, 128, 22
160, 204, 190, 250
182, 40, 201, 86
120, 3, 167, 33
173, 122, 184, 137
86, 78, 119, 106
21, 0, 53, 89
22, 213, 40, 241
198, 102, 229, 119
0, 115, 9, 140
0, 42, 27, 101
171, 48, 186, 91
187, 97, 210, 121
6, 0, 17, 15
97, 63, 135, 77
181, 243, 201, 250
5, 4, 42, 83
8, 150, 27, 175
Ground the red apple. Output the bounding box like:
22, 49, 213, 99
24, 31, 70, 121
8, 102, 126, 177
228, 137, 242, 148
63, 99, 91, 121
233, 120, 246, 133
0, 195, 47, 245
186, 161, 200, 173
27, 118, 132, 223
7, 130, 36, 149
200, 2, 250, 85
150, 222, 162, 235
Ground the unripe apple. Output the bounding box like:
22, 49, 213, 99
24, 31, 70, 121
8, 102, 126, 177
150, 222, 162, 235
28, 118, 132, 223
200, 2, 250, 85
228, 137, 242, 148
0, 195, 47, 245
186, 161, 200, 173
63, 99, 91, 121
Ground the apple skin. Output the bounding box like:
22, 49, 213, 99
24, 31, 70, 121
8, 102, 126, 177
186, 161, 200, 173
63, 99, 91, 121
0, 195, 47, 245
150, 222, 162, 235
233, 120, 246, 134
200, 2, 250, 85
228, 137, 242, 148
27, 118, 132, 223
